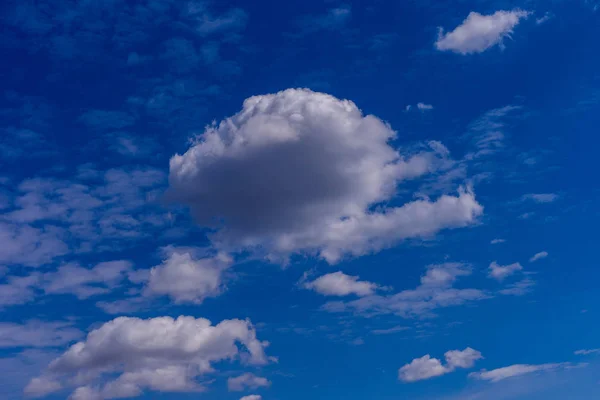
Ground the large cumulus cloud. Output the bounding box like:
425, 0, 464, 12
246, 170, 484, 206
168, 88, 482, 263
28, 315, 272, 398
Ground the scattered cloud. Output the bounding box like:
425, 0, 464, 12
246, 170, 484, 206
490, 238, 505, 244
470, 363, 573, 382
435, 10, 531, 54
30, 316, 272, 398
574, 349, 600, 355
406, 103, 434, 112
464, 105, 521, 160
168, 89, 482, 264
536, 12, 553, 25
399, 347, 482, 382
499, 278, 536, 296
228, 373, 271, 392
371, 326, 409, 335
296, 5, 352, 34
322, 263, 489, 318
522, 193, 559, 203
488, 261, 523, 281
240, 396, 262, 400
530, 251, 548, 262
303, 271, 383, 297
0, 320, 82, 348
41, 260, 134, 299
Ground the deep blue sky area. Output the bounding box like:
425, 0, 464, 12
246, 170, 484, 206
1, 1, 599, 400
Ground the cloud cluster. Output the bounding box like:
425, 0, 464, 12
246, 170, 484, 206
169, 88, 483, 263
399, 347, 482, 382
322, 263, 488, 318
29, 315, 272, 398
435, 10, 531, 54
0, 166, 168, 267
228, 373, 271, 392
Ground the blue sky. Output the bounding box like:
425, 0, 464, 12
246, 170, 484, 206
1, 0, 599, 399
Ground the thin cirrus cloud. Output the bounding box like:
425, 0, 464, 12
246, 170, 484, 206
522, 193, 559, 203
469, 362, 573, 382
435, 10, 531, 54
529, 251, 548, 262
27, 316, 272, 399
399, 347, 482, 382
574, 348, 600, 355
302, 271, 383, 297
167, 88, 483, 264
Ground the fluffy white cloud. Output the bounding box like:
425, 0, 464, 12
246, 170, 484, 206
529, 251, 548, 262
144, 249, 232, 304
399, 347, 482, 382
488, 261, 522, 281
490, 238, 505, 244
240, 396, 262, 400
168, 88, 482, 263
303, 271, 382, 297
435, 10, 530, 54
228, 372, 271, 392
323, 263, 488, 318
24, 377, 62, 398
30, 315, 272, 398
399, 355, 448, 382
417, 102, 433, 111
469, 363, 568, 382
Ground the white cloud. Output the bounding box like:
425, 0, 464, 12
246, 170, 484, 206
0, 221, 68, 267
228, 373, 271, 392
464, 105, 521, 161
371, 326, 409, 335
488, 261, 522, 281
490, 238, 505, 244
574, 349, 600, 355
303, 271, 382, 297
0, 320, 81, 348
30, 315, 272, 398
435, 10, 531, 54
529, 251, 548, 262
168, 89, 482, 264
240, 396, 262, 400
406, 103, 434, 112
522, 193, 558, 203
469, 363, 568, 382
24, 376, 62, 398
536, 12, 552, 25
41, 260, 133, 299
323, 263, 488, 318
499, 278, 535, 296
399, 347, 482, 382
144, 249, 232, 304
